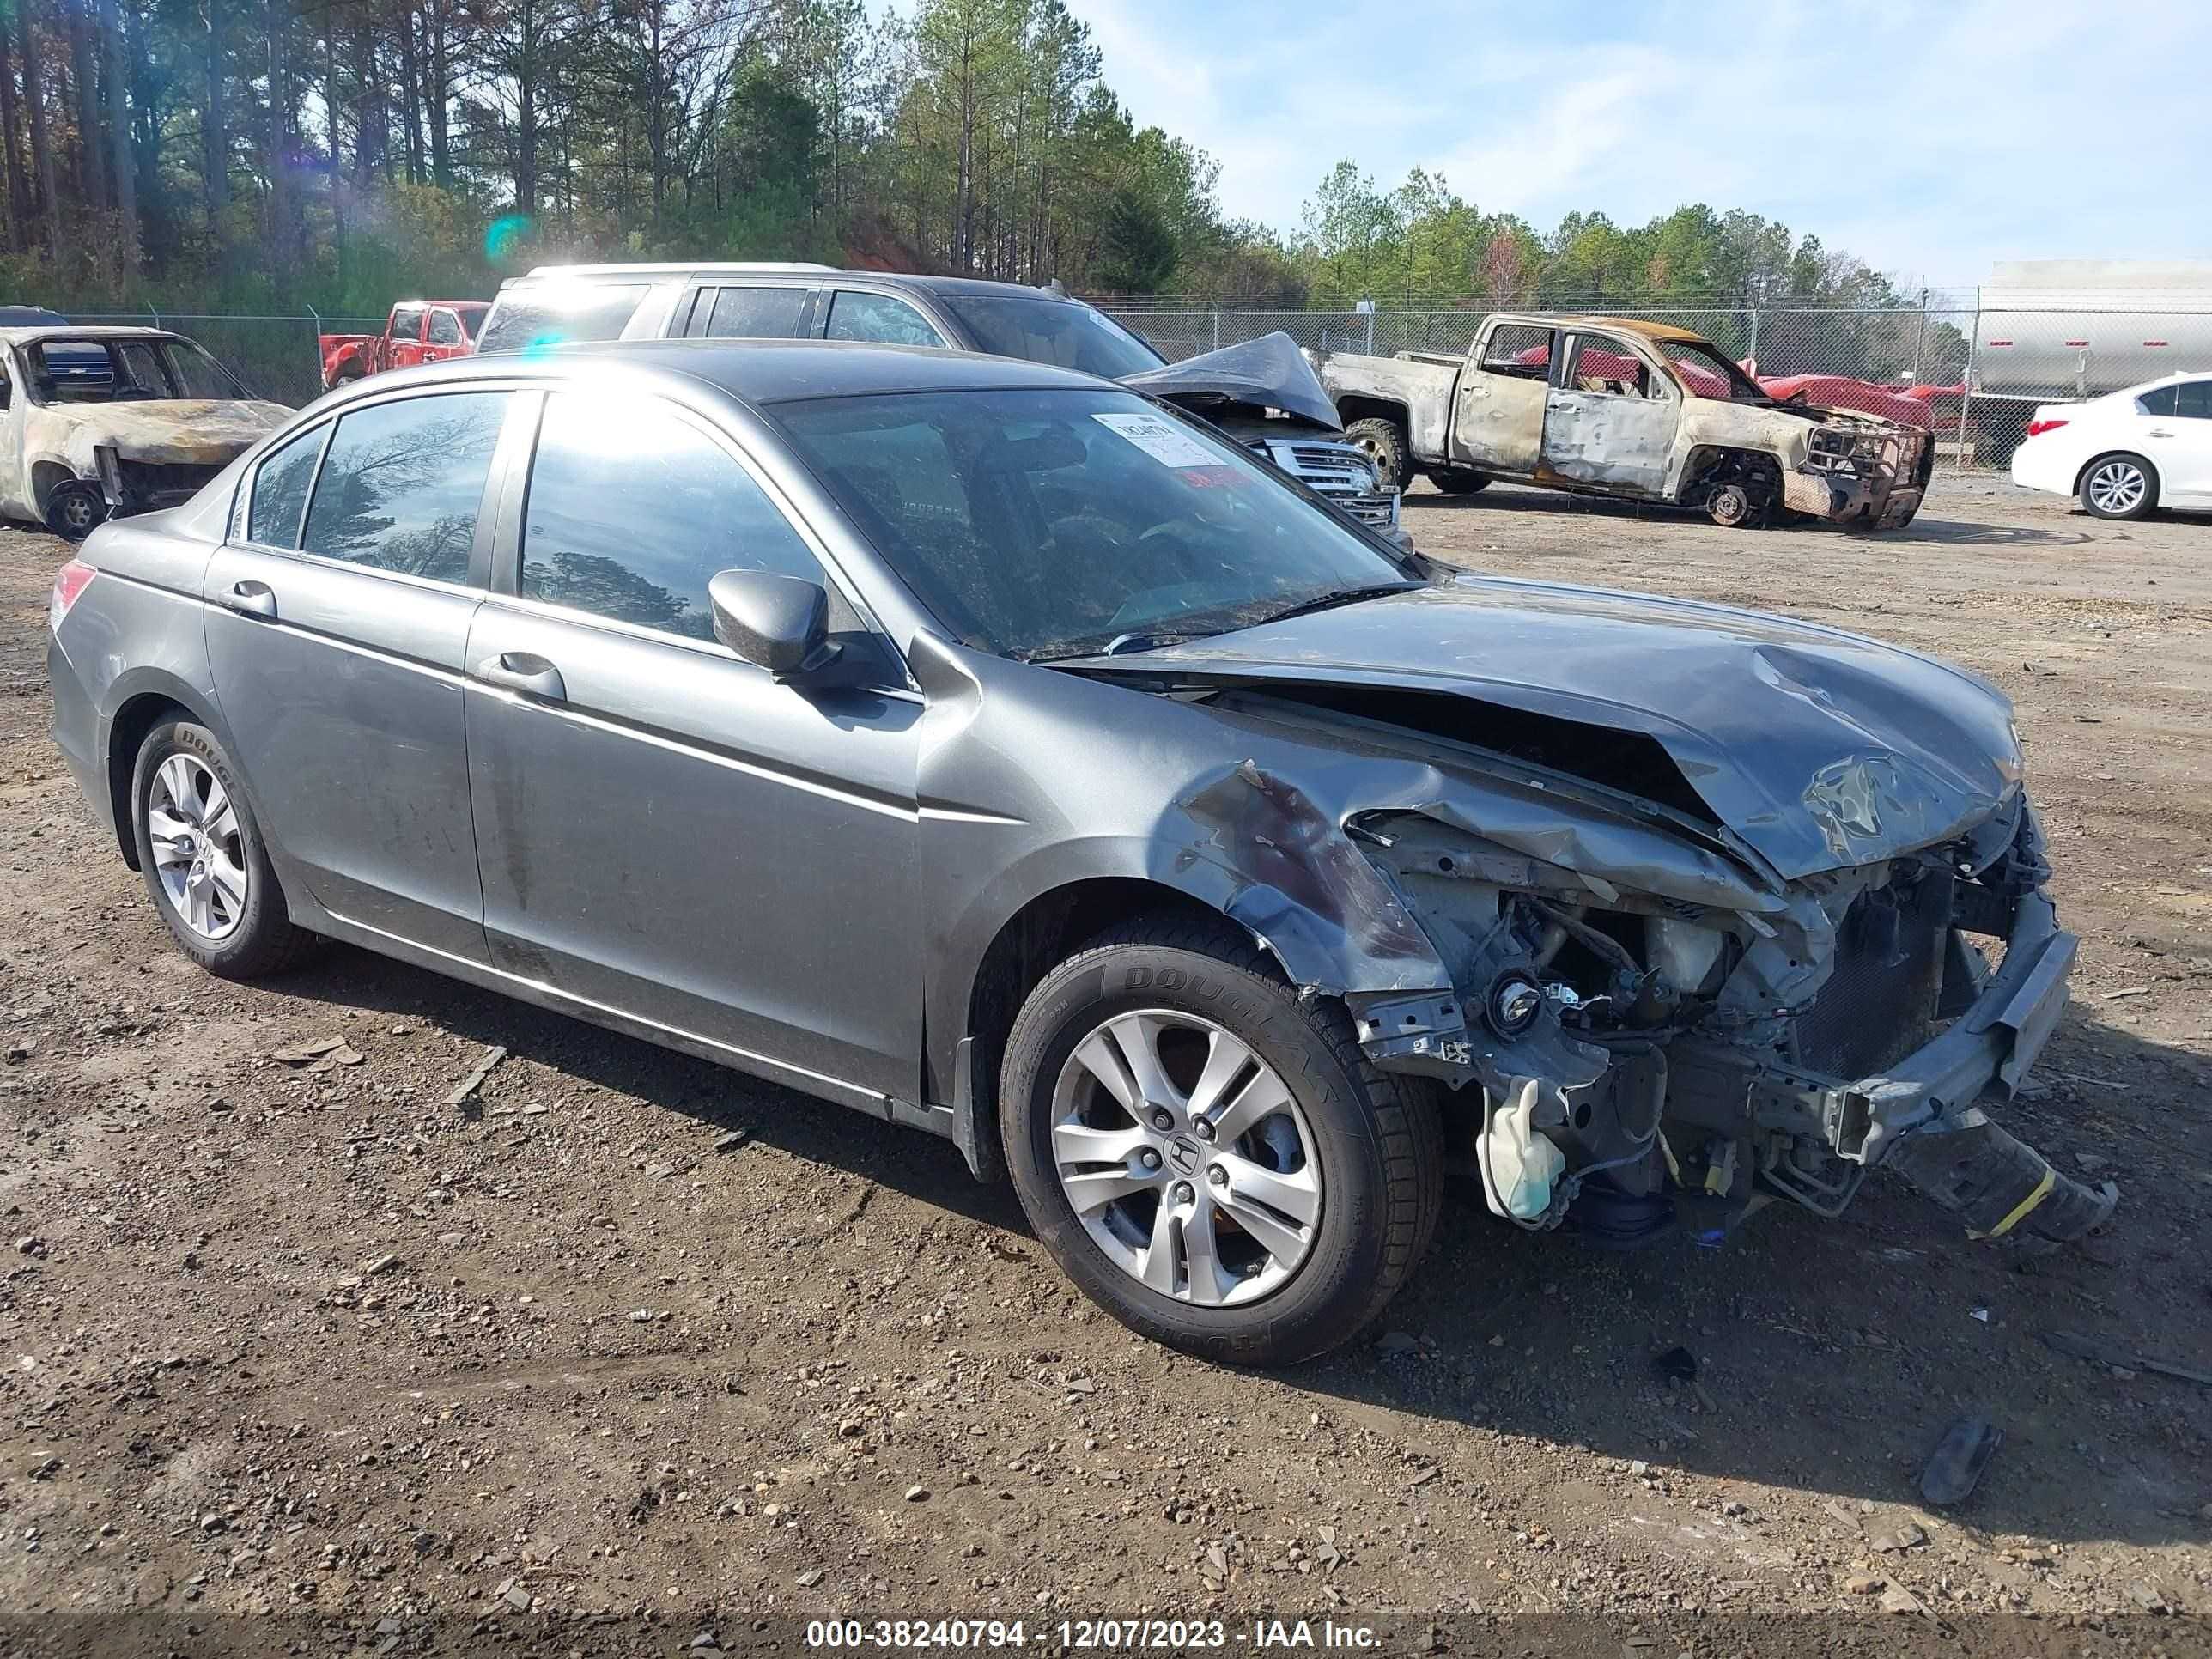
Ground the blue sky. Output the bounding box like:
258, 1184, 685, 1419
1072, 0, 2212, 289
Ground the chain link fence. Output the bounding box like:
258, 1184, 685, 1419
55, 295, 2210, 471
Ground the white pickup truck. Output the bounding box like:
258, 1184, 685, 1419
1315, 313, 1933, 530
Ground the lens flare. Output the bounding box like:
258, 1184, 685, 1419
484, 215, 532, 264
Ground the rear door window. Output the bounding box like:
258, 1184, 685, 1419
703, 286, 809, 339
300, 392, 509, 583
390, 306, 426, 343
2136, 384, 2179, 416
519, 392, 834, 642
1480, 323, 1554, 380
247, 424, 329, 549
475, 284, 649, 353
824, 290, 946, 348
2173, 380, 2212, 419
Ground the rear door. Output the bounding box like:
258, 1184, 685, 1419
461, 387, 924, 1102
1451, 320, 1553, 475
203, 386, 519, 959
682, 282, 819, 340
385, 306, 428, 372
1540, 329, 1677, 497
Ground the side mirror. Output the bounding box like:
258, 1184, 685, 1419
708, 568, 842, 682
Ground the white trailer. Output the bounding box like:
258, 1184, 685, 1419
1964, 260, 2212, 459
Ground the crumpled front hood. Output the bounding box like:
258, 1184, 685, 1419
1119, 332, 1343, 432
1072, 574, 2023, 880
35, 398, 291, 465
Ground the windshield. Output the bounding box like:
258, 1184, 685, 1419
939, 295, 1164, 379
773, 386, 1415, 662
1659, 338, 1769, 402
26, 337, 247, 404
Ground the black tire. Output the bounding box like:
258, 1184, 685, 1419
129, 720, 319, 979
998, 914, 1443, 1367
44, 479, 107, 541
1343, 416, 1414, 495
2078, 452, 2158, 520
1429, 467, 1490, 495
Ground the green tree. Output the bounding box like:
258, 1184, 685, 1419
1096, 183, 1175, 294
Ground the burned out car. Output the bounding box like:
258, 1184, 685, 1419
1317, 313, 1935, 529
0, 325, 290, 539
47, 342, 2108, 1368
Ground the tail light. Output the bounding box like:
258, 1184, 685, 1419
49, 559, 95, 632
2025, 418, 2069, 438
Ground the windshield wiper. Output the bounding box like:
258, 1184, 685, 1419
1247, 580, 1421, 630
1026, 629, 1213, 664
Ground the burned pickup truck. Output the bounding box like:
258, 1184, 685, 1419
0, 325, 290, 538
1316, 313, 1934, 529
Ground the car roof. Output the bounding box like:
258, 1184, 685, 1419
338, 337, 1115, 406
501, 263, 1085, 307
0, 325, 183, 344
2114, 369, 2209, 394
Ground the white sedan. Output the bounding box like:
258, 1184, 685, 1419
2009, 371, 2212, 519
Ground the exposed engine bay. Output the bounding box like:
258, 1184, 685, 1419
1338, 769, 2113, 1251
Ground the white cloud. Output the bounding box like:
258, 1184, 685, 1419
1072, 0, 2212, 284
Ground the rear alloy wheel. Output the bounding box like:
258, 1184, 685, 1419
1342, 416, 1413, 495
45, 479, 107, 540
131, 720, 319, 979
2080, 453, 2156, 520
999, 915, 1442, 1367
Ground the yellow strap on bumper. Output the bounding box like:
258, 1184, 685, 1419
1969, 1167, 2057, 1241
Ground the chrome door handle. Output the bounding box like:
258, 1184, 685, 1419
474, 652, 567, 702
223, 579, 276, 618
2146, 428, 2175, 438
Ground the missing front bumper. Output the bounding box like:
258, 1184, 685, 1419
1673, 889, 2115, 1245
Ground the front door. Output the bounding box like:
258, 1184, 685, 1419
422, 308, 468, 365
1540, 330, 1677, 496
1451, 321, 1554, 475
463, 388, 924, 1103
203, 386, 513, 960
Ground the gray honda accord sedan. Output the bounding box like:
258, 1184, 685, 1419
46, 340, 2114, 1365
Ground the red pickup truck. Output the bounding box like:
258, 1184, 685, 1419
319, 301, 489, 390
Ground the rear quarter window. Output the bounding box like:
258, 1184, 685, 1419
476, 284, 649, 353
247, 424, 329, 549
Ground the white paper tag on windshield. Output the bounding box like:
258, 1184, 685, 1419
1091, 410, 1221, 470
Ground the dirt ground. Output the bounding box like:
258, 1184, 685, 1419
1, 476, 2208, 1656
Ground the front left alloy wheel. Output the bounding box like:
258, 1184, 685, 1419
999, 915, 1443, 1366
131, 720, 319, 978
